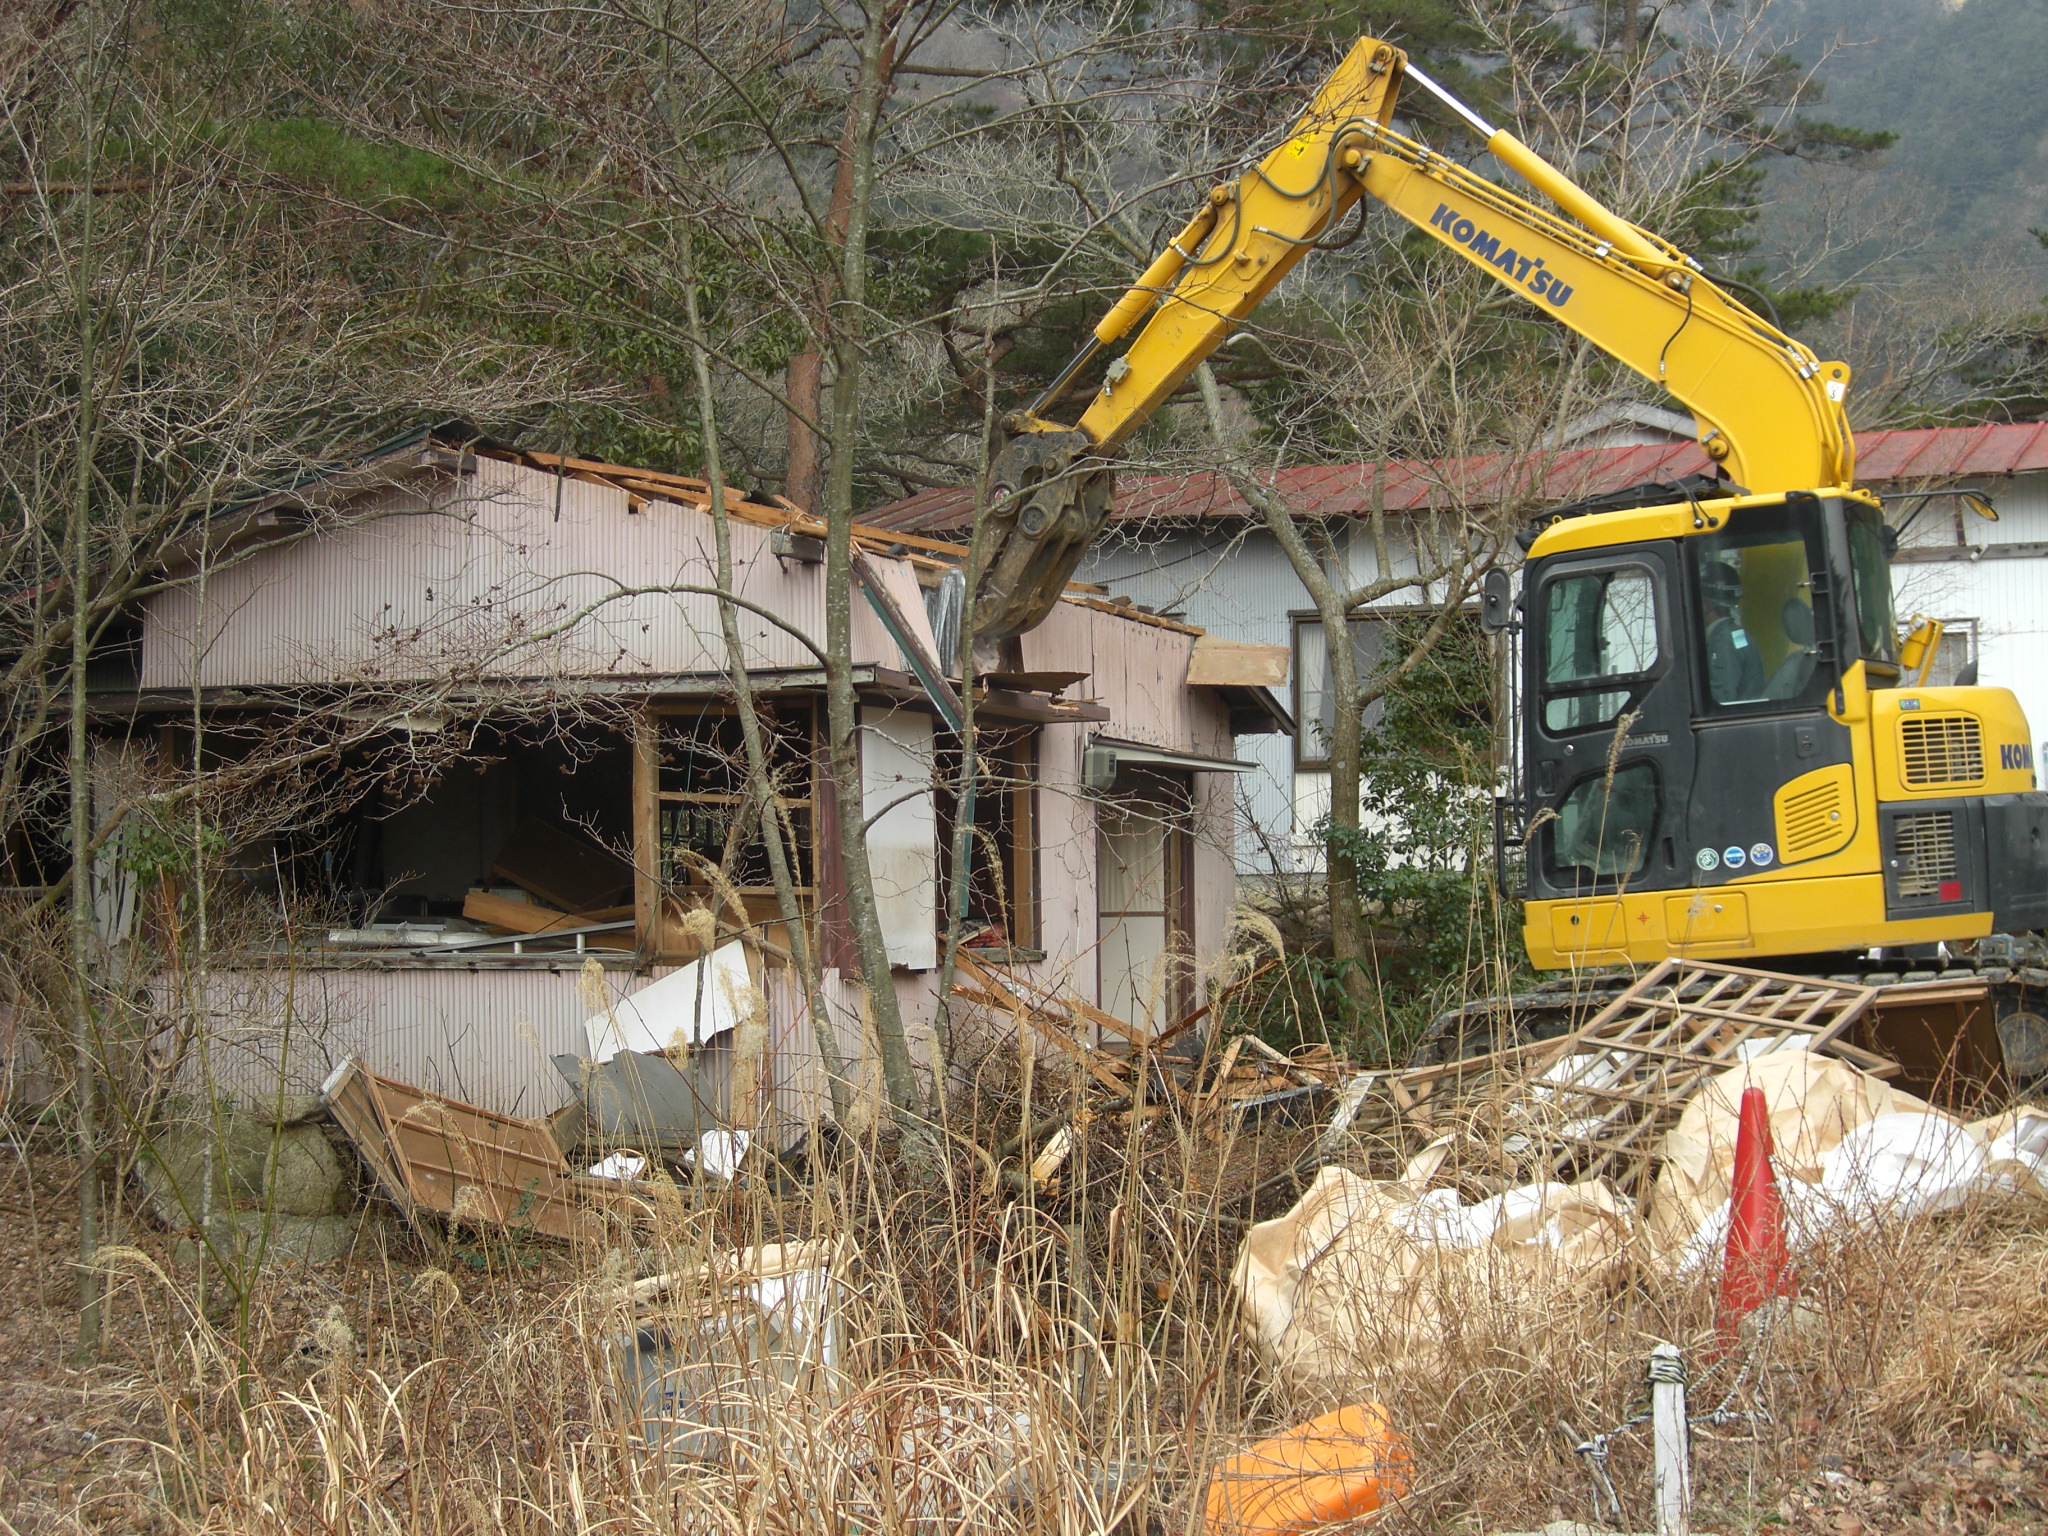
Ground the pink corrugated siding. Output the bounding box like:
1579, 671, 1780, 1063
1020, 600, 1196, 752
184, 960, 813, 1146
143, 457, 840, 689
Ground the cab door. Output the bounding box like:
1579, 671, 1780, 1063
1524, 545, 1695, 903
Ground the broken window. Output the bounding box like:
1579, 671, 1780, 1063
652, 700, 815, 921
935, 726, 1038, 952
279, 723, 640, 952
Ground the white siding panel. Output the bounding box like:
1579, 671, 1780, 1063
860, 704, 938, 970
1909, 551, 2048, 761
1033, 721, 1097, 1004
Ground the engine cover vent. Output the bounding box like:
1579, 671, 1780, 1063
1778, 771, 1849, 861
1900, 714, 1983, 788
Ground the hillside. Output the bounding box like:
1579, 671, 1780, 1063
1768, 0, 2048, 279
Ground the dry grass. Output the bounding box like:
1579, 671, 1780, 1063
4, 1077, 2048, 1535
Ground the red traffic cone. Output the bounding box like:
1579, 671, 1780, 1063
1714, 1085, 1795, 1353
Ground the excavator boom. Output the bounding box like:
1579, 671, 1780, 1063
970, 35, 1854, 642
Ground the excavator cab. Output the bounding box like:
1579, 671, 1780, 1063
1512, 486, 2048, 969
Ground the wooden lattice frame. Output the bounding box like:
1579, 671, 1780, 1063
1392, 960, 1897, 1189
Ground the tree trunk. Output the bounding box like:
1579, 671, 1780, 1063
784, 348, 824, 512
1319, 587, 1374, 1027
67, 168, 100, 1357
783, 94, 861, 513
681, 226, 852, 1122
818, 1, 922, 1118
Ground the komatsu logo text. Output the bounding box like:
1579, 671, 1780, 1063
1427, 203, 1574, 307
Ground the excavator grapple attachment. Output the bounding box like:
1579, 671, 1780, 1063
968, 428, 1112, 646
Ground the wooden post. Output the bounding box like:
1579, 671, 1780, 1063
1650, 1342, 1691, 1536
632, 704, 659, 962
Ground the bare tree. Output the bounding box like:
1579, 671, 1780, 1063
0, 4, 567, 1351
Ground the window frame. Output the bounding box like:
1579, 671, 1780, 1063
1844, 501, 1901, 670
1685, 503, 1836, 718
1532, 559, 1667, 739
1291, 603, 1486, 769
648, 698, 817, 899
635, 697, 820, 963
1093, 767, 1197, 1028
935, 724, 1039, 951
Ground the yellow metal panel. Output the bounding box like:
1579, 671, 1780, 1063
1548, 899, 1629, 962
1871, 686, 2037, 801
1525, 488, 1882, 561
1525, 873, 1990, 969
1663, 890, 1752, 949
1773, 764, 1856, 863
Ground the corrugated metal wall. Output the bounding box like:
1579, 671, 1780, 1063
1896, 470, 2048, 759
1081, 525, 1324, 874
163, 964, 610, 1118
140, 458, 938, 689
167, 961, 815, 1148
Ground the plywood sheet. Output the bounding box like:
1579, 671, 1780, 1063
1187, 636, 1289, 687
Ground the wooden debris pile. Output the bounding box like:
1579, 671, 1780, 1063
947, 954, 1359, 1191
1194, 1037, 1352, 1126
945, 956, 1929, 1206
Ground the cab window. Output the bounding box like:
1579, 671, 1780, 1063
1541, 566, 1659, 733
1846, 506, 1899, 666
1691, 505, 1828, 709
1549, 762, 1657, 880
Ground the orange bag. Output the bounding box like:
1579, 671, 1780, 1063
1204, 1403, 1413, 1534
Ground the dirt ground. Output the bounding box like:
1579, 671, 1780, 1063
0, 1146, 583, 1534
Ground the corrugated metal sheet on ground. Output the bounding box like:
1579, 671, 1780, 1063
151, 963, 809, 1146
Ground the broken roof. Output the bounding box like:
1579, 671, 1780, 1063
212, 423, 1206, 636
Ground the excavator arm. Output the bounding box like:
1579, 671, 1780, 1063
970, 34, 1855, 643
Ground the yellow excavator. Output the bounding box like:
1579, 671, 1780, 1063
971, 35, 2048, 1076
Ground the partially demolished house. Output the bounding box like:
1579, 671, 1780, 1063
90, 425, 1289, 1132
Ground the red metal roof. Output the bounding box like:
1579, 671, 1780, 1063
863, 423, 2048, 533
1851, 422, 2048, 480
